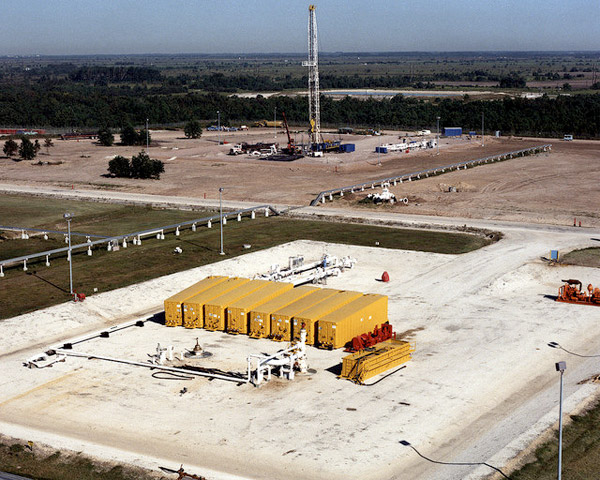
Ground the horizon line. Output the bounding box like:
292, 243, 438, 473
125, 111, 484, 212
1, 49, 599, 59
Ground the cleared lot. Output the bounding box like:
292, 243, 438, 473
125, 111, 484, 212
1, 220, 599, 479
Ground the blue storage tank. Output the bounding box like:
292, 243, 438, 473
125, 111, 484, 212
340, 144, 355, 153
375, 146, 388, 154
443, 127, 462, 136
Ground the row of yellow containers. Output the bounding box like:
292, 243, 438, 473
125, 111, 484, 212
164, 276, 389, 349
340, 339, 415, 384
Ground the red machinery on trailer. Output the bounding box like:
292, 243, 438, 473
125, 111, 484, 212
344, 322, 396, 352
556, 279, 600, 306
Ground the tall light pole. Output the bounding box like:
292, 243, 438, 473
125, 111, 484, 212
556, 361, 566, 480
146, 118, 149, 150
481, 112, 485, 147
217, 111, 221, 146
63, 213, 74, 298
436, 116, 440, 155
219, 187, 225, 255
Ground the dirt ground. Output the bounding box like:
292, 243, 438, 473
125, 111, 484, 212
1, 230, 600, 480
2, 129, 597, 227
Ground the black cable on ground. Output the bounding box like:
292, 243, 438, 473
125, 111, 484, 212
152, 371, 193, 381
400, 441, 512, 480
362, 365, 406, 386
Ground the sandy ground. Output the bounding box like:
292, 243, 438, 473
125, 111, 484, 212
1, 128, 600, 479
1, 214, 600, 480
1, 129, 598, 228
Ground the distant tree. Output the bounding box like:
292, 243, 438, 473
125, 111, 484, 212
131, 151, 163, 179
97, 127, 114, 146
562, 83, 572, 91
18, 138, 37, 160
44, 138, 54, 155
184, 120, 202, 139
3, 138, 18, 157
591, 82, 600, 90
120, 124, 138, 146
33, 139, 41, 155
499, 75, 526, 89
107, 155, 131, 178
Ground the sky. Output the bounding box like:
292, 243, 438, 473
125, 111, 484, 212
1, 0, 599, 56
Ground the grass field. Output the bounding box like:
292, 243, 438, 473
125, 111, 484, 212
0, 439, 154, 480
0, 195, 491, 320
511, 396, 600, 480
560, 247, 600, 268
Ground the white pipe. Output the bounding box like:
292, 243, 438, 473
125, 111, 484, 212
55, 349, 247, 384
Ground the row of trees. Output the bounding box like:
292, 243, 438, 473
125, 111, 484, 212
108, 151, 164, 179
0, 82, 598, 137
96, 125, 151, 146
3, 137, 53, 160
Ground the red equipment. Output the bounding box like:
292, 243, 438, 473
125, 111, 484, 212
556, 279, 600, 306
381, 271, 390, 282
281, 111, 301, 155
345, 322, 396, 352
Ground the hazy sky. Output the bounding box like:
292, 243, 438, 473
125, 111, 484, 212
1, 0, 599, 55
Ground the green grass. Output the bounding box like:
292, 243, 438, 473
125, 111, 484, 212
0, 194, 491, 319
511, 397, 600, 480
0, 440, 155, 480
560, 247, 600, 268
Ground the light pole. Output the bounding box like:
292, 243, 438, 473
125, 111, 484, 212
146, 118, 149, 150
481, 112, 485, 147
63, 213, 74, 298
436, 116, 440, 155
556, 361, 566, 480
274, 107, 277, 141
217, 111, 221, 146
219, 187, 225, 255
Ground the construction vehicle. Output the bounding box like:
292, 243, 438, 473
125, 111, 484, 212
556, 279, 600, 306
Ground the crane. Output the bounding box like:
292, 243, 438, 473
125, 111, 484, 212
281, 111, 300, 154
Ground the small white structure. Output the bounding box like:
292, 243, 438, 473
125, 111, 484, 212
248, 328, 309, 386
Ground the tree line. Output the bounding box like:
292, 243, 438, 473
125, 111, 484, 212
0, 82, 598, 137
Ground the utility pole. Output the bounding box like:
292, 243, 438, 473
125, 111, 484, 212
436, 116, 440, 155
217, 111, 221, 146
146, 118, 149, 150
481, 112, 485, 147
63, 213, 74, 298
219, 187, 225, 255
274, 107, 277, 141
556, 361, 566, 480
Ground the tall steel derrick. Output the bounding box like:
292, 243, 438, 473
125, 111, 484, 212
302, 5, 321, 147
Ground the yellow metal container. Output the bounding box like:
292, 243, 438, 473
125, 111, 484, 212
226, 282, 293, 335
270, 288, 339, 342
340, 339, 415, 384
164, 276, 228, 327
182, 277, 249, 329
293, 290, 363, 345
318, 294, 388, 349
204, 279, 271, 331
248, 286, 318, 339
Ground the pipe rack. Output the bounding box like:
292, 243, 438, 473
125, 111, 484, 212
309, 144, 552, 206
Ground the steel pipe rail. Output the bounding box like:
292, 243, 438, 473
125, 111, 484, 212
310, 144, 552, 206
0, 225, 110, 239
0, 204, 279, 269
